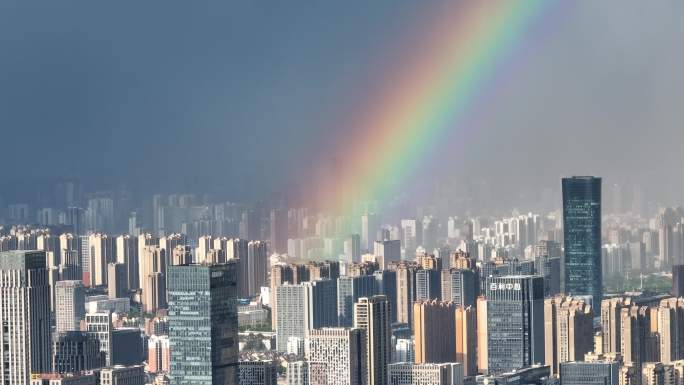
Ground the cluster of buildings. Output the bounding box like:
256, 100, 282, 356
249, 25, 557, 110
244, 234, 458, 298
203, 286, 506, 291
3, 176, 684, 385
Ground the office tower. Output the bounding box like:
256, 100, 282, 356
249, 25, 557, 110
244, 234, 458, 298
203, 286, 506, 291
396, 263, 417, 325
270, 208, 288, 254
111, 328, 144, 366
85, 312, 113, 366
116, 234, 139, 290
247, 240, 268, 296
374, 270, 398, 324
374, 240, 401, 269
148, 335, 171, 374
307, 328, 366, 385
387, 363, 463, 385
0, 251, 51, 384
440, 269, 477, 308
168, 262, 238, 385
641, 362, 676, 385
562, 176, 602, 307
559, 360, 619, 385
287, 361, 309, 385
413, 300, 456, 364
543, 295, 593, 375
354, 296, 391, 385
99, 366, 146, 385
415, 269, 440, 301
338, 275, 376, 327
239, 361, 278, 385
108, 262, 128, 299
51, 331, 105, 373
454, 306, 477, 377
481, 275, 545, 375
55, 280, 86, 332
673, 265, 684, 297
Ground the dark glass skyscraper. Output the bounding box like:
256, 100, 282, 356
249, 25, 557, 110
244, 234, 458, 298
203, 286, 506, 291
168, 262, 238, 385
562, 176, 602, 307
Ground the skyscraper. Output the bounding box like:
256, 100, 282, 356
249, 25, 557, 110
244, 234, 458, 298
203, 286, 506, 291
673, 264, 684, 297
107, 262, 128, 299
354, 296, 391, 385
168, 262, 238, 385
562, 176, 602, 307
52, 331, 105, 373
481, 275, 545, 375
307, 328, 366, 385
395, 263, 417, 325
0, 250, 51, 384
55, 279, 86, 333
415, 269, 440, 302
270, 208, 288, 255
362, 213, 380, 252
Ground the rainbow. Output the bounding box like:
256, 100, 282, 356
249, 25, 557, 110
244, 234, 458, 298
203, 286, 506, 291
313, 1, 558, 216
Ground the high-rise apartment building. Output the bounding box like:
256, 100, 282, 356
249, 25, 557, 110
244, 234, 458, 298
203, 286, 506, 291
413, 300, 456, 364
440, 269, 477, 308
395, 263, 418, 325
374, 240, 401, 269
116, 234, 139, 290
562, 176, 602, 307
0, 250, 51, 384
374, 270, 397, 324
307, 328, 366, 385
55, 279, 86, 332
338, 275, 376, 327
480, 275, 545, 375
168, 262, 238, 385
107, 262, 128, 299
454, 306, 477, 377
247, 240, 268, 296
543, 295, 593, 375
415, 269, 440, 302
354, 296, 391, 385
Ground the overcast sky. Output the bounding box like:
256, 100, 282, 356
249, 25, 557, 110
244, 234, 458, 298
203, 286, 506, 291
1, 1, 683, 206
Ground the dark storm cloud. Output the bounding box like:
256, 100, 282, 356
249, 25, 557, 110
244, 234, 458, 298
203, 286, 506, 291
0, 1, 683, 204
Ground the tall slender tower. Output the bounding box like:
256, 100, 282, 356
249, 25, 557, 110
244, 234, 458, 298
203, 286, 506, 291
562, 176, 602, 307
168, 262, 238, 385
354, 296, 391, 385
0, 251, 51, 385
